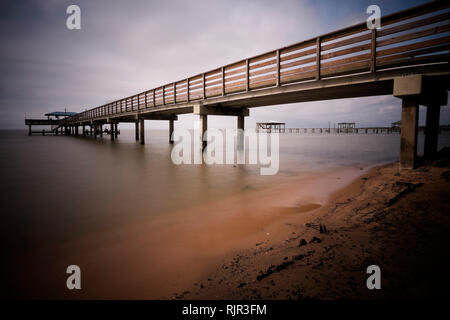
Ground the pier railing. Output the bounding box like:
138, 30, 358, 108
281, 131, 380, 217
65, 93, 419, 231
66, 0, 450, 124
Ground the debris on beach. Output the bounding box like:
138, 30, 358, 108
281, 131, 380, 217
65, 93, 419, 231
310, 236, 322, 243
298, 239, 307, 247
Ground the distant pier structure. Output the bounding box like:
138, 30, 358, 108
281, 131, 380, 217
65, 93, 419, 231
25, 111, 77, 136
337, 122, 356, 133
256, 121, 286, 133
283, 122, 399, 134
25, 111, 120, 138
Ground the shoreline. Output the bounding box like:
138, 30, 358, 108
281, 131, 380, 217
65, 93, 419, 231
178, 157, 450, 299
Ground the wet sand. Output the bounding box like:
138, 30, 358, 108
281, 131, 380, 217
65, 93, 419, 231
179, 153, 450, 299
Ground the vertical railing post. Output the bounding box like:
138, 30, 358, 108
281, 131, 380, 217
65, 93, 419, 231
371, 29, 377, 72
202, 73, 206, 99
187, 78, 190, 102
163, 86, 165, 105
246, 59, 250, 91
315, 37, 321, 80
173, 82, 177, 104
145, 92, 147, 108
153, 89, 156, 107
221, 67, 225, 96
276, 49, 280, 86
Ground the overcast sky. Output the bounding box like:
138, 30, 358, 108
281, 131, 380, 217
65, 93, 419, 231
1, 0, 448, 129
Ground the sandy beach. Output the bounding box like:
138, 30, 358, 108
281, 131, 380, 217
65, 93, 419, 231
177, 150, 450, 300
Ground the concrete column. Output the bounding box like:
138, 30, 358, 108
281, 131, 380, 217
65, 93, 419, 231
110, 123, 115, 141
83, 125, 85, 136
400, 96, 419, 169
28, 125, 31, 136
99, 125, 103, 137
237, 115, 244, 151
424, 105, 440, 159
115, 123, 118, 138
199, 114, 207, 150
139, 119, 145, 144
135, 121, 139, 141
90, 126, 93, 136
169, 119, 174, 144
76, 126, 79, 136
94, 125, 98, 139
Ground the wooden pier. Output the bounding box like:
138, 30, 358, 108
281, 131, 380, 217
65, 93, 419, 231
26, 1, 450, 169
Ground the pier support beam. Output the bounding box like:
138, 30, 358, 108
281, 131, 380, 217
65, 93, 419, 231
94, 125, 98, 139
28, 125, 31, 136
115, 123, 118, 138
237, 115, 245, 151
424, 104, 440, 160
399, 96, 419, 169
169, 119, 174, 144
110, 123, 115, 141
82, 125, 85, 136
90, 126, 93, 136
139, 119, 145, 144
135, 121, 139, 141
193, 104, 248, 151
199, 114, 207, 150
394, 75, 422, 169
99, 124, 103, 137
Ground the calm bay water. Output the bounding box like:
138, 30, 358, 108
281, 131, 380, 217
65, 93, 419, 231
1, 128, 448, 298
1, 129, 447, 247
